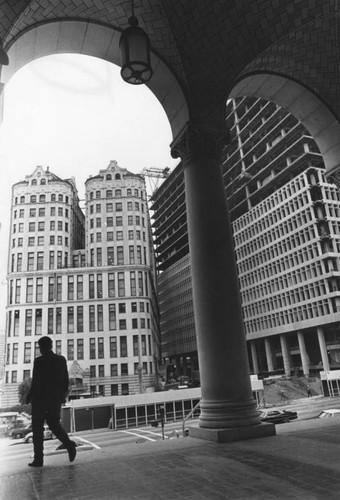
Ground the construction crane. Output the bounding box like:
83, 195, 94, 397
140, 167, 171, 196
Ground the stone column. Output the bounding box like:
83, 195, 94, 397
297, 331, 309, 376
280, 335, 291, 377
317, 327, 330, 372
171, 122, 275, 442
264, 338, 274, 373
250, 341, 259, 375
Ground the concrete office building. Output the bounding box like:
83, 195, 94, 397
152, 97, 340, 380
2, 161, 160, 407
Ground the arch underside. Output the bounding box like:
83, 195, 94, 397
0, 20, 189, 142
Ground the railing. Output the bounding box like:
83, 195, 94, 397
182, 399, 201, 437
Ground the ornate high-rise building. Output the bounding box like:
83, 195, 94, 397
2, 161, 160, 407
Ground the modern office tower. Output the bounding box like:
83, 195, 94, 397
151, 96, 340, 380
2, 161, 160, 407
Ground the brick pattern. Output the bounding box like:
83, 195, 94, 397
0, 1, 340, 128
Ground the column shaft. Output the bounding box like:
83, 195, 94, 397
297, 331, 309, 376
250, 341, 259, 375
264, 338, 274, 373
183, 155, 259, 429
317, 327, 330, 372
280, 335, 291, 377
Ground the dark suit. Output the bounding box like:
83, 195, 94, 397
28, 350, 73, 463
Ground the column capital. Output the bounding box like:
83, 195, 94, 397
170, 121, 230, 164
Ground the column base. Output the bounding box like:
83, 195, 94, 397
188, 422, 276, 443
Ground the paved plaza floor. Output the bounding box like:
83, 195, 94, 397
1, 417, 340, 499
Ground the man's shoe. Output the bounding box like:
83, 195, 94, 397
67, 441, 77, 462
28, 460, 43, 467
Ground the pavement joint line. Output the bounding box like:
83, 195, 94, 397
120, 430, 156, 441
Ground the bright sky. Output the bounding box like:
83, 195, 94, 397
0, 53, 179, 332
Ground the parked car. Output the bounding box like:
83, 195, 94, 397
9, 423, 32, 439
317, 409, 340, 419
24, 425, 55, 443
259, 409, 298, 424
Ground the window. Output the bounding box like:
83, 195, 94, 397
77, 339, 84, 360
97, 274, 103, 299
116, 202, 122, 211
106, 190, 113, 198
36, 278, 43, 302
111, 384, 118, 396
116, 216, 123, 226
121, 384, 129, 395
11, 371, 18, 383
67, 307, 74, 333
49, 251, 55, 269
30, 208, 36, 217
97, 305, 103, 331
67, 340, 74, 361
107, 231, 114, 241
116, 231, 123, 240
68, 276, 74, 300
48, 308, 53, 334
48, 276, 55, 301
89, 305, 95, 332
56, 276, 62, 301
120, 336, 127, 357
89, 274, 95, 299
17, 254, 22, 272
26, 278, 33, 303
38, 221, 45, 231
28, 237, 35, 246
14, 311, 20, 336
90, 338, 96, 359
77, 275, 83, 299
37, 252, 44, 270
98, 365, 105, 377
108, 273, 115, 297
38, 207, 45, 216
121, 363, 128, 376
90, 366, 96, 378
50, 207, 56, 216
56, 307, 62, 334
106, 217, 113, 227
55, 340, 62, 355
27, 252, 34, 271
129, 246, 135, 264
127, 201, 132, 210
98, 337, 104, 359
133, 335, 139, 356
96, 218, 101, 228
96, 204, 101, 213
117, 247, 124, 265
77, 306, 83, 333
35, 309, 42, 335
132, 318, 138, 329
25, 310, 32, 336
107, 247, 114, 266
110, 337, 117, 357
15, 279, 21, 304
115, 189, 122, 197
118, 273, 125, 297
109, 304, 116, 330
106, 202, 113, 212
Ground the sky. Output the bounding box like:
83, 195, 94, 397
0, 53, 179, 332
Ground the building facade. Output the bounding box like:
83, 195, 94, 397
152, 97, 340, 380
2, 161, 160, 408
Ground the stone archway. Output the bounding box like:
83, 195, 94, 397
229, 73, 340, 180
0, 19, 189, 141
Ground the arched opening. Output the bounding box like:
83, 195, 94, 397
229, 73, 340, 178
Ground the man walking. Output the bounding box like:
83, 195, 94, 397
26, 336, 77, 467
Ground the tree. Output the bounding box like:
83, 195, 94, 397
18, 378, 32, 406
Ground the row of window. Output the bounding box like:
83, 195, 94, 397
89, 229, 146, 243
233, 170, 319, 233
243, 281, 328, 318
10, 243, 148, 273
5, 369, 132, 397
89, 201, 144, 214
7, 305, 151, 336
88, 187, 144, 200
6, 334, 152, 365
13, 220, 69, 233
14, 193, 70, 204
245, 299, 332, 334
9, 271, 149, 307
89, 215, 145, 228
13, 206, 70, 219
238, 244, 321, 286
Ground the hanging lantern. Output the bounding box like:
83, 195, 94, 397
119, 13, 153, 85
0, 38, 9, 65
